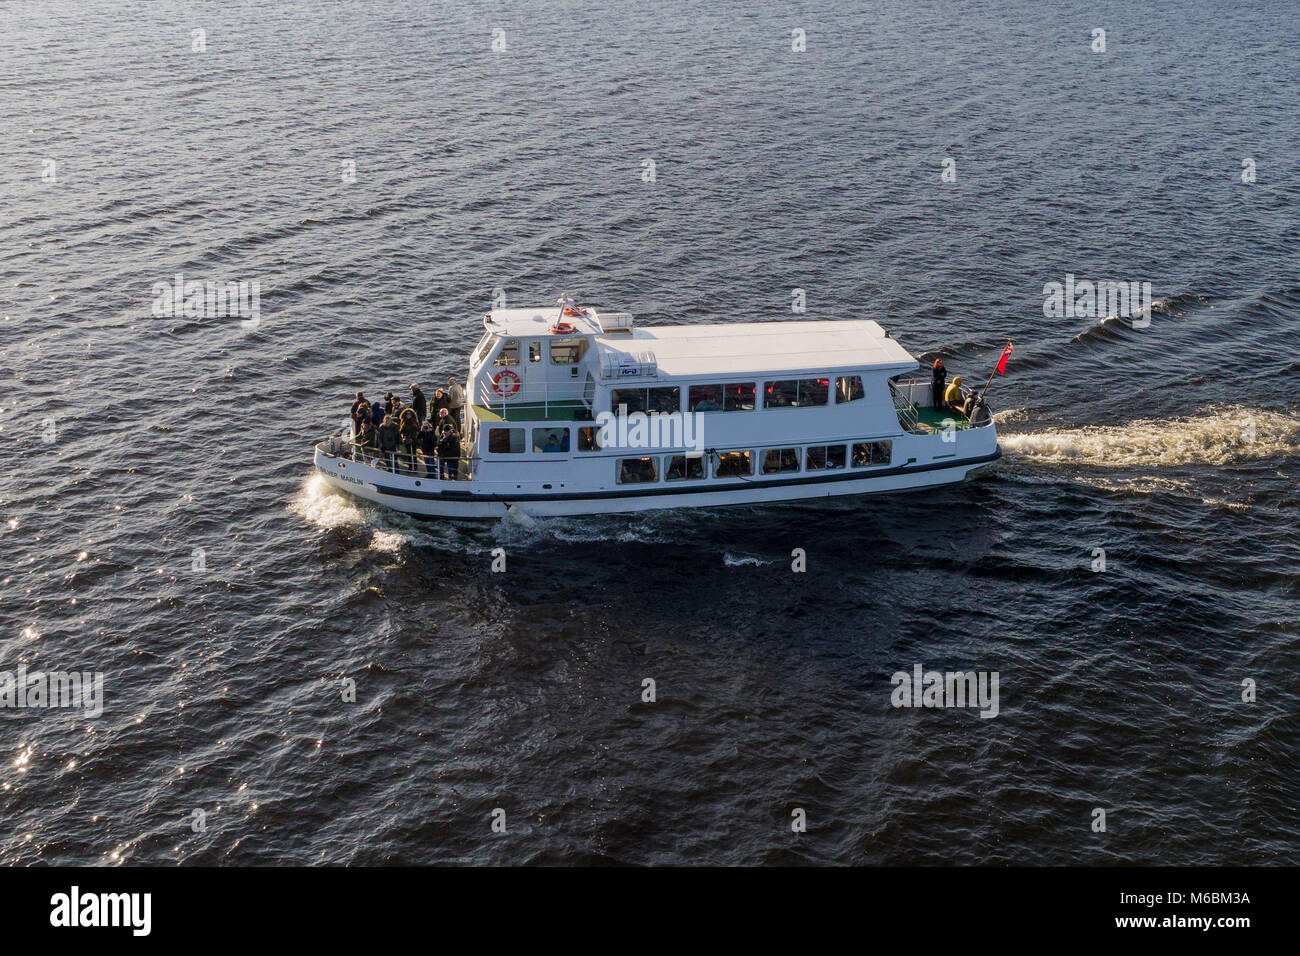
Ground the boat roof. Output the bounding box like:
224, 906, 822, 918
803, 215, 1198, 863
600, 320, 918, 378
482, 308, 918, 377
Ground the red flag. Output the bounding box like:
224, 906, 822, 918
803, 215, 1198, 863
996, 341, 1013, 375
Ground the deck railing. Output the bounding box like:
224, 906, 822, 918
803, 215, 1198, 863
473, 373, 594, 421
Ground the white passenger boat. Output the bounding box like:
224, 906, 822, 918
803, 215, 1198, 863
313, 298, 1001, 519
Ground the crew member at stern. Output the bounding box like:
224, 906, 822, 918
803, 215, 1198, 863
931, 358, 947, 409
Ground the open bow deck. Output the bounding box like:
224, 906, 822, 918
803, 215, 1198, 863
314, 298, 1001, 519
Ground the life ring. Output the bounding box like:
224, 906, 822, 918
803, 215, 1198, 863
562, 306, 587, 317
551, 322, 577, 334
491, 369, 521, 397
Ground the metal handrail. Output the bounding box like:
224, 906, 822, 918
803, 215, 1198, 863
474, 373, 593, 421
337, 439, 473, 479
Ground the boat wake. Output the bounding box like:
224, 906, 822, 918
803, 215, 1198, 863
998, 405, 1300, 468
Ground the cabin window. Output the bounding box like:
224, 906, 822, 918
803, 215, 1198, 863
836, 376, 865, 403
664, 454, 705, 481
617, 457, 658, 484
851, 440, 892, 467
762, 448, 801, 474
551, 340, 587, 364
532, 427, 569, 454
689, 383, 755, 412
577, 426, 603, 452
473, 333, 495, 366
806, 445, 847, 470
612, 387, 679, 415
528, 341, 543, 363
488, 427, 525, 454
763, 378, 829, 408
714, 450, 753, 478
493, 340, 520, 367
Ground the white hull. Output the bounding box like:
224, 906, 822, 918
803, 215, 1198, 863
312, 438, 1001, 520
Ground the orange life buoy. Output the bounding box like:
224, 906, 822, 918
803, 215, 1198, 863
562, 306, 586, 317
551, 322, 577, 334
491, 369, 521, 397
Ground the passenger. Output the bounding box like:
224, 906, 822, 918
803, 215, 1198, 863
352, 399, 371, 436
384, 392, 396, 417
410, 383, 427, 423
398, 408, 420, 470
436, 406, 455, 435
371, 400, 385, 429
543, 434, 561, 453
446, 376, 464, 427
432, 387, 451, 422
969, 392, 991, 425
350, 391, 367, 424
437, 424, 460, 480
943, 374, 964, 412
377, 415, 400, 471
355, 418, 378, 461
931, 359, 947, 409
418, 420, 438, 477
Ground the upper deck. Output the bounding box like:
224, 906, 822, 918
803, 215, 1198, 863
591, 319, 917, 379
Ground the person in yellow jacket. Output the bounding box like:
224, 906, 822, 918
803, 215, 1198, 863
943, 375, 964, 411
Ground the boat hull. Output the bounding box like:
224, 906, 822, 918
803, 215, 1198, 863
312, 442, 1001, 519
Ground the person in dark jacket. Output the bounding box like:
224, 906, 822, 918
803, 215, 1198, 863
398, 408, 420, 470
431, 387, 451, 421
355, 418, 377, 461
930, 358, 947, 409
371, 400, 385, 429
350, 391, 367, 422
436, 424, 460, 480
377, 415, 400, 471
351, 399, 371, 437
410, 383, 427, 423
417, 420, 438, 477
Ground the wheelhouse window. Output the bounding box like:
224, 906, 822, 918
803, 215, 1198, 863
664, 454, 706, 481
473, 333, 495, 366
528, 341, 543, 363
532, 427, 570, 453
851, 440, 892, 467
551, 340, 587, 364
488, 427, 525, 454
763, 378, 829, 408
836, 375, 865, 403
611, 386, 679, 415
576, 426, 603, 452
762, 448, 801, 474
806, 444, 847, 470
714, 450, 753, 478
617, 457, 658, 484
689, 383, 755, 412
493, 340, 520, 367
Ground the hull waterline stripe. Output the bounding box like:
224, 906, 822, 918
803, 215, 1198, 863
328, 447, 1002, 504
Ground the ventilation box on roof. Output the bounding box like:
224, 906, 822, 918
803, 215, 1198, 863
600, 350, 657, 379
595, 311, 634, 333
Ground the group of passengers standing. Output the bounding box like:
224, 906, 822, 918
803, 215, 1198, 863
349, 379, 465, 479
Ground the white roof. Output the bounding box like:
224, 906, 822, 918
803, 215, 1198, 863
596, 319, 917, 378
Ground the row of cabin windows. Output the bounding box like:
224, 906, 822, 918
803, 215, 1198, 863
615, 441, 893, 484
488, 422, 891, 460
491, 338, 587, 367
608, 376, 866, 415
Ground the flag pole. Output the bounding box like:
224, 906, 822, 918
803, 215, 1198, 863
978, 338, 1012, 401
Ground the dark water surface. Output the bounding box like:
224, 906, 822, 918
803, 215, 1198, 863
2, 0, 1298, 864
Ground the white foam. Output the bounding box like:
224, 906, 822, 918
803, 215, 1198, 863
999, 406, 1299, 468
